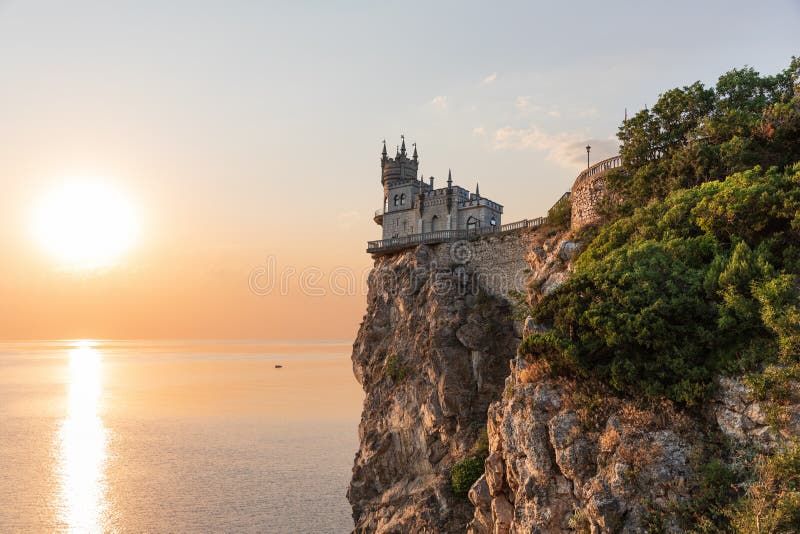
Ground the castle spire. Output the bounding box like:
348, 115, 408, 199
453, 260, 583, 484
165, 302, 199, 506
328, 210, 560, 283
447, 169, 452, 188
412, 142, 418, 162
381, 139, 387, 158
475, 182, 480, 197
400, 135, 407, 157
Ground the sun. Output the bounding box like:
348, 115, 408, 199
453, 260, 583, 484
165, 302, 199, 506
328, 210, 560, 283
34, 180, 139, 269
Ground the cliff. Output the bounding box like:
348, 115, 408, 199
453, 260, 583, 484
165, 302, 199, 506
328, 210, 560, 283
348, 242, 520, 532
348, 228, 576, 532
350, 222, 800, 533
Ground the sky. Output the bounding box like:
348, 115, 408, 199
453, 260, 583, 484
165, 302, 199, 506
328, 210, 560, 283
0, 0, 798, 340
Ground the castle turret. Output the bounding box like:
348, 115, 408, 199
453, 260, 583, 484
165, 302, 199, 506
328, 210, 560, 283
381, 136, 419, 186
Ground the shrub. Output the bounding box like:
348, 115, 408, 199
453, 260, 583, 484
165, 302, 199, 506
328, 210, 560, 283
547, 196, 572, 228
727, 440, 800, 532
598, 427, 620, 453
451, 455, 486, 498
519, 359, 551, 384
384, 354, 409, 382
450, 430, 491, 498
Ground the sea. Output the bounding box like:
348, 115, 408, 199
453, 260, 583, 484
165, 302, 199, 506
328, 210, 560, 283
0, 340, 363, 533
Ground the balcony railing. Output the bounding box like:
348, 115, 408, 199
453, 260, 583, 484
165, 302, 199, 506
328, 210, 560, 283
366, 217, 547, 254
575, 155, 622, 183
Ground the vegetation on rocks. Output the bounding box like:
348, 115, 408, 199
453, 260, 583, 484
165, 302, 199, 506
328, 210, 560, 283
514, 58, 800, 532
524, 58, 800, 407
450, 430, 490, 498
384, 353, 409, 381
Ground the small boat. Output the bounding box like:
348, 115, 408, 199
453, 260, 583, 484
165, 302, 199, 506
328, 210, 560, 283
274, 364, 283, 369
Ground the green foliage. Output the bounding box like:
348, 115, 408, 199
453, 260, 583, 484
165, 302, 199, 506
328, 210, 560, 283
384, 354, 409, 382
450, 429, 491, 498
529, 164, 800, 404
547, 195, 572, 228
726, 441, 800, 532
507, 289, 531, 321
611, 57, 800, 214
450, 455, 485, 498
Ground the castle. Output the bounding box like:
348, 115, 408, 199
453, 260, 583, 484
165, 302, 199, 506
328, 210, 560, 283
372, 136, 503, 245
368, 135, 620, 255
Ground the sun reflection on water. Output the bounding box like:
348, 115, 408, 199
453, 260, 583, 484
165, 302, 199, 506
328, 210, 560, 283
57, 340, 108, 532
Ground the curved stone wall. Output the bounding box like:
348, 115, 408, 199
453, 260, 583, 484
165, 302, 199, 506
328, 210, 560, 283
569, 155, 620, 231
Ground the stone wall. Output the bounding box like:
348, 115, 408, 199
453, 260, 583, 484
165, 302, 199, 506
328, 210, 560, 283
569, 171, 607, 231
423, 227, 538, 301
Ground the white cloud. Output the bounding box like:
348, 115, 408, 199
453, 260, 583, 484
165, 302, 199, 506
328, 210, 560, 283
515, 96, 560, 118
493, 127, 618, 169
430, 95, 448, 110
472, 126, 486, 136
515, 96, 537, 111
481, 72, 498, 85
574, 107, 599, 118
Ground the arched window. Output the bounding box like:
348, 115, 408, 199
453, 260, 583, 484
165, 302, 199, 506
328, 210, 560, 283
467, 216, 479, 230
431, 215, 439, 231
400, 194, 406, 206
393, 194, 399, 207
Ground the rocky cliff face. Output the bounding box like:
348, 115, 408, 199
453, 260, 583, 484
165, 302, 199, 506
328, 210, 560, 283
468, 360, 800, 533
348, 245, 520, 532
350, 227, 800, 533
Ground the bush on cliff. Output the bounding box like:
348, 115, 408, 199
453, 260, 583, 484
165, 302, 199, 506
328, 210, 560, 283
526, 163, 800, 405
384, 354, 409, 382
450, 430, 490, 498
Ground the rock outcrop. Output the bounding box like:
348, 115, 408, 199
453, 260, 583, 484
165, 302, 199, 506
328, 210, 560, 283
468, 363, 703, 533
348, 244, 520, 532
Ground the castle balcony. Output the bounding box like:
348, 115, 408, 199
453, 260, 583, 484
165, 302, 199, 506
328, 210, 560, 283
373, 209, 384, 225
367, 216, 547, 255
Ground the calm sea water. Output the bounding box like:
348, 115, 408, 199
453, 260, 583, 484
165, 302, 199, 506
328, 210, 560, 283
0, 340, 363, 533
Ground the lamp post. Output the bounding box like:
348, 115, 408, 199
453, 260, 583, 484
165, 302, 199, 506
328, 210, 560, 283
586, 145, 591, 169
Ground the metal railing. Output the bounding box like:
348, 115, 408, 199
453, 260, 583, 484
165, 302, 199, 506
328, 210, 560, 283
367, 217, 548, 254
575, 155, 622, 183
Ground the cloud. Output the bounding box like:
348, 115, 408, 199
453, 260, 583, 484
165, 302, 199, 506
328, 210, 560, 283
481, 72, 498, 85
493, 127, 618, 169
515, 96, 537, 111
472, 127, 486, 136
574, 107, 599, 118
515, 96, 560, 118
430, 95, 448, 110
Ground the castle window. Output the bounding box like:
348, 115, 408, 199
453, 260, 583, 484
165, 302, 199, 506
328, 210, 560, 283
431, 215, 439, 231
467, 216, 479, 230
393, 195, 399, 207
400, 194, 406, 206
